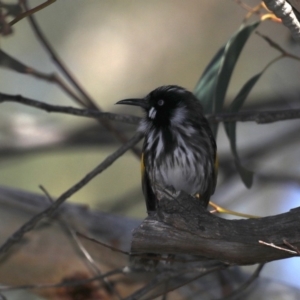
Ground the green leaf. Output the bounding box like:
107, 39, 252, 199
194, 21, 260, 137
194, 46, 225, 114
224, 73, 263, 188
194, 21, 261, 188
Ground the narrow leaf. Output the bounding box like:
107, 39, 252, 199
194, 46, 225, 114
214, 21, 260, 112
224, 73, 263, 188
194, 21, 260, 137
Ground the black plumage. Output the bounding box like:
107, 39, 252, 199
117, 85, 217, 214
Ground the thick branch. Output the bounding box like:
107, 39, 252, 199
131, 193, 300, 265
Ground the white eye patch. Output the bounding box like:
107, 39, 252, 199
148, 107, 157, 119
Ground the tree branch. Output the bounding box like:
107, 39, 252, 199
0, 92, 141, 124
131, 193, 300, 265
22, 0, 142, 157
218, 263, 264, 300
207, 109, 300, 124
9, 0, 56, 27
124, 264, 226, 300
1, 92, 300, 125
0, 268, 124, 292
0, 132, 143, 256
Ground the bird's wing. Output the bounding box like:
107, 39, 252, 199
141, 152, 157, 212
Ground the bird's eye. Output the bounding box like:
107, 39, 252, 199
157, 99, 164, 106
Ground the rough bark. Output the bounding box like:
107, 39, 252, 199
131, 192, 300, 265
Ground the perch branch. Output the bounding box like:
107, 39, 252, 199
131, 193, 300, 265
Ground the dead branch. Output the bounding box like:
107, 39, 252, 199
0, 133, 143, 256
131, 192, 300, 265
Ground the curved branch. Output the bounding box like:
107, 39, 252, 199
131, 193, 300, 265
22, 0, 141, 157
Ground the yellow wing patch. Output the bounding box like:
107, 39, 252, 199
141, 152, 145, 176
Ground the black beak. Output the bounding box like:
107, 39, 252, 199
116, 98, 149, 110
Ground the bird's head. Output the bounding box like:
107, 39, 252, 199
116, 85, 199, 129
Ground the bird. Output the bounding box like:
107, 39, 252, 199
116, 85, 217, 214
286, 1, 300, 21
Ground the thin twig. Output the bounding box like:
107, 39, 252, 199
28, 72, 88, 107
39, 188, 104, 274
9, 0, 56, 26
21, 0, 93, 108
1, 92, 300, 125
76, 231, 130, 256
39, 185, 123, 300
218, 263, 265, 300
0, 132, 143, 255
22, 0, 95, 107
0, 92, 141, 124
22, 0, 141, 157
0, 268, 124, 292
256, 31, 300, 60
258, 240, 298, 254
0, 49, 86, 106
234, 0, 267, 21
283, 239, 300, 255
127, 265, 226, 300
